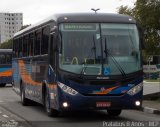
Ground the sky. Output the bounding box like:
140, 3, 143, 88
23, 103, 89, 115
0, 0, 136, 25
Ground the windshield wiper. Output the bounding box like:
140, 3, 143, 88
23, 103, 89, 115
79, 35, 96, 79
104, 38, 127, 78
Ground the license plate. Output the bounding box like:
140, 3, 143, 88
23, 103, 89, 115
96, 102, 111, 107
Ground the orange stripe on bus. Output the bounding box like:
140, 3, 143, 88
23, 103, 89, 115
18, 60, 41, 86
18, 60, 56, 90
0, 69, 12, 77
93, 86, 118, 95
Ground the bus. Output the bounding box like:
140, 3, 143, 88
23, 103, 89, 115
0, 49, 12, 87
12, 13, 143, 117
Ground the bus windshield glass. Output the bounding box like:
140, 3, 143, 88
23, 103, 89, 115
59, 23, 141, 76
0, 53, 12, 64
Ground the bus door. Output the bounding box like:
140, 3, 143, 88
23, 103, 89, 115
48, 31, 57, 85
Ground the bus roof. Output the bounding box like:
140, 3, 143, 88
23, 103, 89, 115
0, 49, 12, 53
14, 13, 136, 37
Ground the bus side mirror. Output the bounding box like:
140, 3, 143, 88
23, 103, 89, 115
50, 34, 58, 52
51, 26, 60, 53
50, 26, 58, 37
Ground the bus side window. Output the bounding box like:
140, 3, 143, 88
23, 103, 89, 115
19, 38, 23, 57
42, 26, 49, 54
0, 55, 5, 64
29, 33, 34, 56
23, 35, 29, 57
34, 30, 41, 56
6, 54, 12, 64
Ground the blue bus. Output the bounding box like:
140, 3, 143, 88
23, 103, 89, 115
0, 49, 12, 87
12, 13, 143, 117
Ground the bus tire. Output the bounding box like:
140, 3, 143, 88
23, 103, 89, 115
20, 82, 28, 106
45, 89, 59, 117
107, 109, 122, 116
0, 83, 6, 87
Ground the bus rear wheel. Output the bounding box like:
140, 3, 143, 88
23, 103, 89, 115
44, 89, 59, 117
107, 109, 122, 116
0, 83, 6, 87
20, 83, 29, 106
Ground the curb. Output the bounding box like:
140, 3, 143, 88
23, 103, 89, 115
142, 107, 160, 115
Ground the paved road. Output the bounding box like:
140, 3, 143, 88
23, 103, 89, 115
0, 84, 160, 127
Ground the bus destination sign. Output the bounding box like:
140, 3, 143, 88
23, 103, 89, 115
63, 24, 96, 31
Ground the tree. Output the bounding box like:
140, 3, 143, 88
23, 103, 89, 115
20, 24, 31, 30
118, 5, 133, 16
117, 0, 160, 56
0, 39, 12, 49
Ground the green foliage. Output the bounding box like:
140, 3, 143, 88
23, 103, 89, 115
20, 24, 31, 30
118, 5, 134, 16
0, 40, 12, 49
117, 0, 160, 56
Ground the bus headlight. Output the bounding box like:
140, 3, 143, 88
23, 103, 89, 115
58, 82, 78, 96
127, 83, 143, 96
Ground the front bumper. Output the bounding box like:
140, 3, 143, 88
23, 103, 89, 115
0, 76, 12, 84
55, 88, 143, 111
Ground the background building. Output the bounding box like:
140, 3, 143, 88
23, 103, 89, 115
0, 12, 23, 44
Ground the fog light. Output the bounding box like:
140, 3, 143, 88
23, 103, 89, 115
63, 102, 68, 108
135, 101, 141, 106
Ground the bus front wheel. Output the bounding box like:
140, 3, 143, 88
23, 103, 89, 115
45, 89, 59, 117
107, 109, 122, 116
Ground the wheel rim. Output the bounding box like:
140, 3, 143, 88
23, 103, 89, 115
45, 93, 50, 113
21, 90, 24, 102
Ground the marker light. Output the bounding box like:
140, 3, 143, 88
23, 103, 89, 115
135, 101, 141, 106
63, 102, 68, 108
64, 17, 68, 20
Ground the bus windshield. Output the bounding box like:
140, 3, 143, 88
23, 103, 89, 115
0, 53, 12, 64
59, 23, 141, 76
